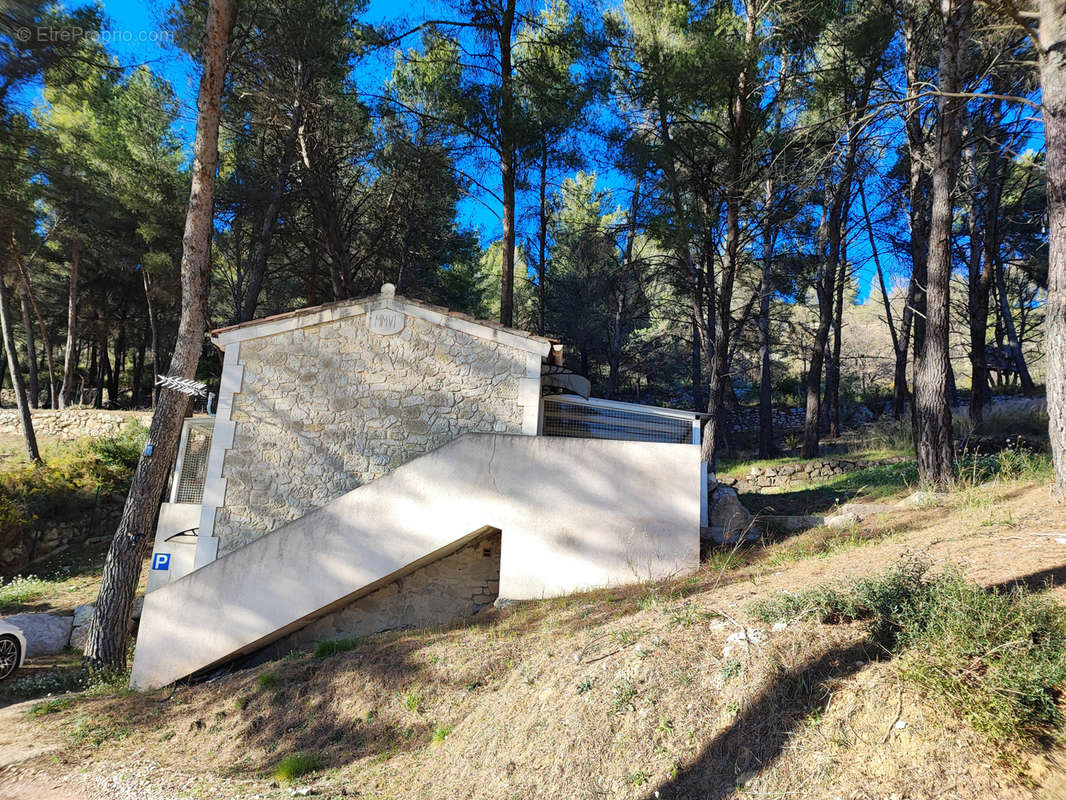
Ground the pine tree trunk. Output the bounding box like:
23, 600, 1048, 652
11, 236, 56, 408
968, 93, 1003, 424
827, 253, 846, 438
84, 0, 235, 672
536, 143, 548, 335
992, 250, 1035, 393
914, 0, 969, 489
239, 86, 302, 322
59, 211, 79, 408
0, 259, 39, 463
1040, 0, 1066, 496
497, 0, 516, 328
758, 189, 775, 458
142, 268, 160, 408
19, 290, 38, 409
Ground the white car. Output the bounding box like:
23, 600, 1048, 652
0, 621, 27, 681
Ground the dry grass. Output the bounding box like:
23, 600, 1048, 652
2, 483, 1066, 799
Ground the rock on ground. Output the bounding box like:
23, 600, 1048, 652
708, 485, 757, 544
0, 614, 72, 658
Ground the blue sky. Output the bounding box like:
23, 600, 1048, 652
19, 0, 939, 305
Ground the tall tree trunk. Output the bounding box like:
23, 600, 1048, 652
239, 81, 303, 322
95, 335, 109, 409
758, 180, 776, 458
59, 196, 79, 409
702, 0, 754, 467
992, 251, 1036, 392
141, 267, 160, 408
84, 0, 235, 671
802, 64, 876, 456
536, 141, 548, 335
967, 106, 996, 424
19, 290, 38, 409
1039, 0, 1066, 495
858, 183, 906, 417
132, 333, 145, 407
914, 0, 969, 488
904, 0, 932, 370
827, 247, 847, 437
10, 235, 57, 408
111, 323, 125, 406
498, 0, 517, 327
0, 260, 39, 463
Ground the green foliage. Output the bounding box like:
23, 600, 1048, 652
66, 716, 130, 747
402, 686, 424, 713
610, 679, 637, 714
88, 424, 147, 473
0, 435, 143, 575
956, 444, 1053, 485
272, 752, 322, 782
0, 575, 50, 610
431, 723, 453, 744
312, 637, 361, 659
28, 697, 75, 716
255, 672, 278, 691
750, 558, 1066, 746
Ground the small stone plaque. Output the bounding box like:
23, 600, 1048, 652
367, 307, 404, 335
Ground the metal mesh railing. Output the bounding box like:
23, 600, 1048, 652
542, 397, 696, 444
175, 424, 213, 504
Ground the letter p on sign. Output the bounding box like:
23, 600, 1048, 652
151, 552, 171, 571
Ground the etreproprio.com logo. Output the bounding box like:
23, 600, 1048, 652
13, 26, 174, 44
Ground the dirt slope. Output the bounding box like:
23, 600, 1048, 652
2, 482, 1066, 800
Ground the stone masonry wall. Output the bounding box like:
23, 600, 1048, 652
215, 313, 534, 555
0, 409, 151, 442
2, 503, 124, 579
272, 530, 502, 653
718, 456, 907, 493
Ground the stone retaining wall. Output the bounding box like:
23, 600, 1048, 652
0, 409, 152, 442
728, 406, 806, 432
1, 504, 124, 578
719, 456, 908, 493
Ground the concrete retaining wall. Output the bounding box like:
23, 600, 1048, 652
131, 434, 700, 690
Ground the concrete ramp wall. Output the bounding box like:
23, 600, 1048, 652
130, 434, 700, 690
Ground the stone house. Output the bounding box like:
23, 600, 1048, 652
132, 285, 703, 690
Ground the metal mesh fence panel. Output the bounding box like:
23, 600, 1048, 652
542, 398, 692, 444
175, 424, 213, 504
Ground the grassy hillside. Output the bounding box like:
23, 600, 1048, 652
2, 455, 1066, 799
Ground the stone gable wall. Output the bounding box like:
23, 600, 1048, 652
214, 314, 535, 555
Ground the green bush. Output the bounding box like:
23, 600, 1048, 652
750, 558, 1066, 746
89, 423, 147, 473
956, 442, 1052, 485
312, 637, 361, 659
273, 752, 322, 781
0, 430, 145, 572
0, 575, 50, 610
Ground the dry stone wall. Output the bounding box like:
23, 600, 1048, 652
718, 456, 907, 493
271, 530, 502, 653
2, 504, 124, 579
0, 409, 151, 442
216, 313, 534, 555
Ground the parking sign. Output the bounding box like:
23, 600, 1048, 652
151, 553, 171, 571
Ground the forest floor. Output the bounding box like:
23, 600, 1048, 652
1, 457, 1066, 799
